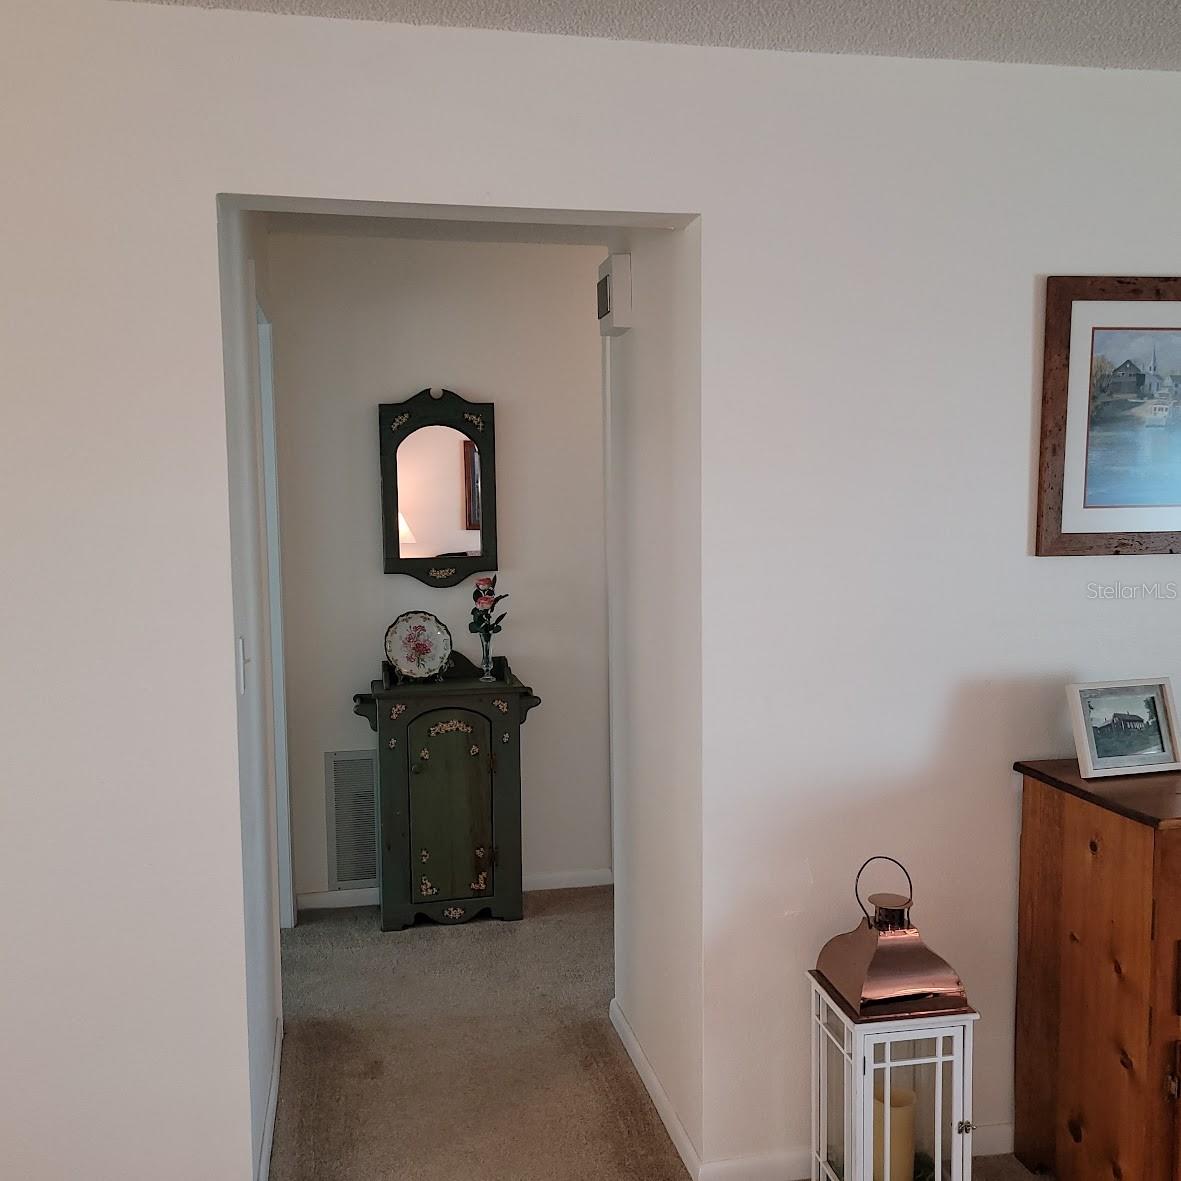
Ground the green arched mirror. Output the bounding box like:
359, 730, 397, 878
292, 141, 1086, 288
379, 389, 498, 588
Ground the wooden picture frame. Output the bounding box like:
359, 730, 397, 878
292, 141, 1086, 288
1036, 275, 1181, 555
1066, 678, 1181, 778
462, 440, 481, 531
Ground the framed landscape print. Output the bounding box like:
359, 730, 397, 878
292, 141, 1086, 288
1036, 276, 1181, 555
1067, 678, 1181, 778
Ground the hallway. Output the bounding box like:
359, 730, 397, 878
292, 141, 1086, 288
270, 887, 689, 1180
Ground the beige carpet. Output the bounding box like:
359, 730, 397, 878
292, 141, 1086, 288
271, 886, 1032, 1180
271, 887, 689, 1180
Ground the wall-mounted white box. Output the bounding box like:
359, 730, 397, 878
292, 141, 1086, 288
597, 253, 632, 336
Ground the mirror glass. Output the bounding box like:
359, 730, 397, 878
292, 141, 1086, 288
396, 425, 483, 558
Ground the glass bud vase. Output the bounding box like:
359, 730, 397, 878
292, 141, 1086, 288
479, 633, 495, 682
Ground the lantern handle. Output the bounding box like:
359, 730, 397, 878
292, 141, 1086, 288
855, 856, 914, 921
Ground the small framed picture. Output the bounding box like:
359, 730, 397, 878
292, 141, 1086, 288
1066, 678, 1181, 778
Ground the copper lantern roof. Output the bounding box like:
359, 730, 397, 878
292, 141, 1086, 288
815, 857, 972, 1021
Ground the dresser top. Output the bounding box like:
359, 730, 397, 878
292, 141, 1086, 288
366, 672, 534, 698
1015, 758, 1181, 828
371, 653, 534, 697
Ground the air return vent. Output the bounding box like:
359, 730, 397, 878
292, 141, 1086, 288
324, 750, 379, 890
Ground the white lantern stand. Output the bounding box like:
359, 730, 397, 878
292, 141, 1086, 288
810, 972, 977, 1181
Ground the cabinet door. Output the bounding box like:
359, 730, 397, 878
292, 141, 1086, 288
1150, 828, 1181, 1181
1053, 790, 1154, 1181
407, 708, 494, 904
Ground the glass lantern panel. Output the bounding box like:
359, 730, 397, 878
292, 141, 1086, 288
823, 998, 850, 1052
869, 1033, 959, 1181
938, 1058, 955, 1181
883, 1037, 938, 1065
823, 1026, 849, 1179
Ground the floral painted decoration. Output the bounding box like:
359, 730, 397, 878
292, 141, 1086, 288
443, 906, 465, 919
430, 718, 473, 736
401, 622, 435, 669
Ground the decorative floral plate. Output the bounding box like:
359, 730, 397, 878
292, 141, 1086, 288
385, 611, 453, 681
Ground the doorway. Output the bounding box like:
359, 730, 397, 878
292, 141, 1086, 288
219, 197, 702, 1181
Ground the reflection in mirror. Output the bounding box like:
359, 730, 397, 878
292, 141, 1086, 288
396, 425, 483, 558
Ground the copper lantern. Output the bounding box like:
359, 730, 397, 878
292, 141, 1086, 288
810, 857, 978, 1181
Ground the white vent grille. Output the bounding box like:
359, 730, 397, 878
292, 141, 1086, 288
325, 750, 378, 889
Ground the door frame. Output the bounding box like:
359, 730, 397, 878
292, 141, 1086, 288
256, 299, 296, 930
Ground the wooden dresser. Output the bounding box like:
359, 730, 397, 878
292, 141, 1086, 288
1014, 759, 1181, 1181
355, 655, 540, 932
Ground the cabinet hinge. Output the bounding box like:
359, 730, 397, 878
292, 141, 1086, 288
490, 752, 497, 774
1169, 1042, 1181, 1102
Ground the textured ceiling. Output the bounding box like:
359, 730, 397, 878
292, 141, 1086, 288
133, 0, 1181, 71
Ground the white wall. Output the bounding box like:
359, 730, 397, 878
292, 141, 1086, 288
264, 229, 611, 895
7, 2, 1181, 1176
220, 208, 283, 1178
608, 224, 704, 1157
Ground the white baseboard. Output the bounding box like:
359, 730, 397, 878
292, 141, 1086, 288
296, 887, 379, 909
256, 1018, 282, 1181
298, 875, 611, 908
972, 1121, 1015, 1157
524, 868, 613, 891
702, 1150, 807, 1181
609, 997, 704, 1178
610, 994, 1010, 1181
703, 1125, 1013, 1181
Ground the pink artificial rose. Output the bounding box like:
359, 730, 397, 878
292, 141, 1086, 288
475, 577, 495, 589
475, 595, 496, 609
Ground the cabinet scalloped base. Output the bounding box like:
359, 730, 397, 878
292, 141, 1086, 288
380, 898, 523, 932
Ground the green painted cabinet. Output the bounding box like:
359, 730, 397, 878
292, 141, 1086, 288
354, 654, 540, 931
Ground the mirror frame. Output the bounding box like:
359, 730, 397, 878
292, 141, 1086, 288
379, 388, 498, 588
